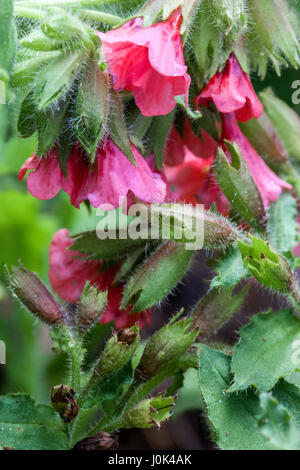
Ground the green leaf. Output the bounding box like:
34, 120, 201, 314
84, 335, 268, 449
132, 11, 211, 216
17, 90, 37, 139
239, 113, 289, 165
11, 51, 61, 87
211, 247, 249, 288
258, 392, 300, 450
173, 368, 204, 418
247, 0, 300, 71
35, 50, 85, 110
228, 309, 300, 393
71, 230, 147, 260
260, 88, 300, 161
107, 87, 136, 164
0, 394, 68, 450
74, 57, 109, 161
0, 0, 16, 72
121, 241, 193, 311
192, 285, 249, 339
199, 345, 272, 450
174, 95, 202, 120
214, 143, 266, 229
268, 190, 298, 256
37, 98, 70, 156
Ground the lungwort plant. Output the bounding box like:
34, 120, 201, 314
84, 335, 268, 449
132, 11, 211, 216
1, 0, 300, 450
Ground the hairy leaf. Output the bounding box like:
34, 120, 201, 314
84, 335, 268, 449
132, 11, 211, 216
228, 309, 300, 392
0, 394, 68, 450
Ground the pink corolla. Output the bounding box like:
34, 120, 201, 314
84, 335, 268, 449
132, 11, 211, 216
98, 8, 190, 116
222, 113, 292, 207
164, 119, 218, 166
163, 120, 229, 215
18, 139, 166, 209
49, 229, 151, 329
196, 54, 263, 122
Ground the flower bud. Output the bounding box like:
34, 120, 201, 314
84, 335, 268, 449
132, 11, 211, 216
8, 265, 64, 325
74, 432, 118, 451
239, 112, 289, 165
77, 284, 107, 335
260, 88, 300, 161
41, 8, 91, 45
90, 326, 139, 383
191, 285, 249, 338
51, 384, 78, 423
137, 314, 198, 380
122, 395, 174, 429
238, 235, 294, 293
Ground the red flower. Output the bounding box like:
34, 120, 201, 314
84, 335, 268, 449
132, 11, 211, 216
164, 119, 218, 166
222, 113, 292, 207
18, 139, 166, 209
98, 8, 190, 116
196, 54, 263, 122
49, 229, 151, 329
162, 119, 229, 215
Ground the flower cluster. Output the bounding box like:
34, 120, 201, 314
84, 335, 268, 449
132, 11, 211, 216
18, 8, 293, 330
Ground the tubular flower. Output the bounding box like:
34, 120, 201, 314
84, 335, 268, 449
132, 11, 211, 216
98, 8, 190, 116
196, 54, 263, 122
49, 229, 151, 329
222, 113, 292, 207
163, 119, 229, 215
18, 139, 166, 210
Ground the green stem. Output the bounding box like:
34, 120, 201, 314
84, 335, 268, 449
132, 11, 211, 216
14, 5, 46, 21
77, 9, 123, 25
87, 353, 198, 435
70, 339, 84, 392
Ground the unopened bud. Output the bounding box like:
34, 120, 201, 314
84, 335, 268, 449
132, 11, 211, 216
74, 432, 118, 451
239, 112, 289, 165
8, 265, 64, 325
41, 8, 91, 44
191, 285, 249, 338
122, 395, 174, 429
137, 314, 198, 380
238, 235, 294, 293
260, 88, 300, 161
77, 284, 107, 335
51, 385, 78, 423
91, 326, 139, 383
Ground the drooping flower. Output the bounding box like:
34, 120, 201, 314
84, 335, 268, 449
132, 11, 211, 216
196, 54, 263, 122
98, 8, 190, 116
49, 229, 151, 329
162, 119, 229, 215
164, 119, 218, 166
18, 139, 166, 210
222, 113, 292, 207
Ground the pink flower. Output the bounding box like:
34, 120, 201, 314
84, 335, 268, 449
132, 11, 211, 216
18, 139, 166, 209
164, 119, 218, 166
222, 113, 292, 207
86, 138, 166, 209
49, 229, 151, 329
98, 8, 190, 116
196, 54, 263, 122
162, 121, 229, 214
164, 146, 213, 203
